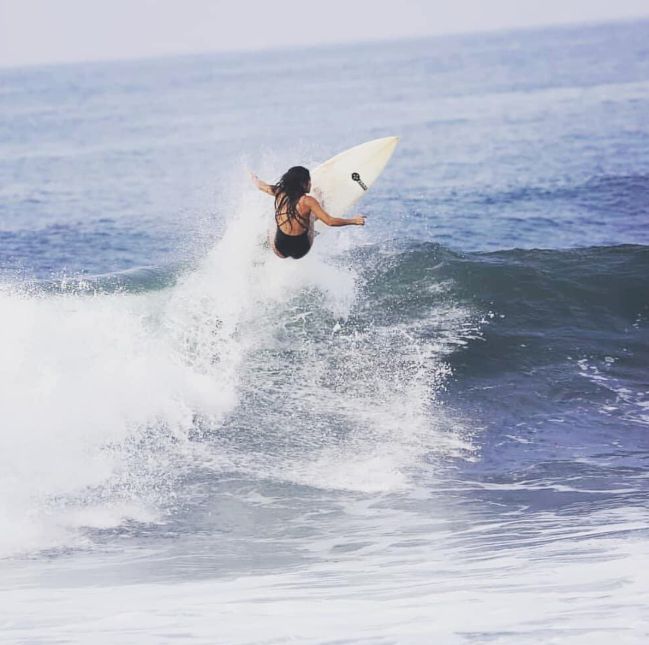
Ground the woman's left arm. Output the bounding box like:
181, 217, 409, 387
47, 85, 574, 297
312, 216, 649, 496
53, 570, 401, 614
250, 172, 276, 196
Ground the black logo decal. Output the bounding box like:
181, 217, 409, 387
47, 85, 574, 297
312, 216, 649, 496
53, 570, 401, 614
351, 172, 368, 191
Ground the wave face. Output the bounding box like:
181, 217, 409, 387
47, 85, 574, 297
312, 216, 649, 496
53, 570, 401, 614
416, 243, 649, 473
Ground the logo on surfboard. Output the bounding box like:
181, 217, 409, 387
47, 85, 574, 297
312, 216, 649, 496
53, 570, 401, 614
351, 172, 368, 191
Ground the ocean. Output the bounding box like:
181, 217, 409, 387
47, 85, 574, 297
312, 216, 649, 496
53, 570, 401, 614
1, 18, 648, 643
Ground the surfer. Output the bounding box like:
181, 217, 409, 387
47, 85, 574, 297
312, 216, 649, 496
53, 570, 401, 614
251, 166, 365, 259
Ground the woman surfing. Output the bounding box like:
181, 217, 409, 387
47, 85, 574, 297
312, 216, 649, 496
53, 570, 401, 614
251, 166, 365, 259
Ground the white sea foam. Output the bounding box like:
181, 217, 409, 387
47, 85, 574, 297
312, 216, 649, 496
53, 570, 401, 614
577, 358, 649, 428
0, 186, 278, 555
2, 506, 648, 644
0, 179, 472, 557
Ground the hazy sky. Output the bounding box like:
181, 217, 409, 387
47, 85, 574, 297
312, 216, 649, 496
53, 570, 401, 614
1, 0, 648, 68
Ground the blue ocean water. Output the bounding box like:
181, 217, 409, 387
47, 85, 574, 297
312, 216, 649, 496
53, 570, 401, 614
1, 19, 648, 643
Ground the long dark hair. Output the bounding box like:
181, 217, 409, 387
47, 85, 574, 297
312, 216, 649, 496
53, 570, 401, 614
272, 166, 310, 227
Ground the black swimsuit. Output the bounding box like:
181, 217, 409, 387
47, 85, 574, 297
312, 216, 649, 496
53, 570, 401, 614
274, 227, 311, 259
274, 205, 312, 259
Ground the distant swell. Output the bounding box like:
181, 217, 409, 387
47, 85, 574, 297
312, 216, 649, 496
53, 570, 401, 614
477, 173, 649, 220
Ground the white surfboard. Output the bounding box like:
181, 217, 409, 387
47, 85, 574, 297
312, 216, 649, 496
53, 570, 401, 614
310, 136, 399, 216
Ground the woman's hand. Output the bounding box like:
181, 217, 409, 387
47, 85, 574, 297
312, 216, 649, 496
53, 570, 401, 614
352, 215, 366, 226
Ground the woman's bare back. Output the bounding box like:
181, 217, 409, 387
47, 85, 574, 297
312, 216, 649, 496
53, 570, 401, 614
275, 194, 312, 236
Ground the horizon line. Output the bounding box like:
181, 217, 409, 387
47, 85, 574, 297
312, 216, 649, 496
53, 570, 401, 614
1, 13, 648, 73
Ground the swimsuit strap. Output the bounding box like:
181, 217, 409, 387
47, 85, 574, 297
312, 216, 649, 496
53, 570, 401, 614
275, 195, 309, 231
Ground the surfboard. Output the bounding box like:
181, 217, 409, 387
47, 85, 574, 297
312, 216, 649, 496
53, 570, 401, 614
310, 136, 399, 216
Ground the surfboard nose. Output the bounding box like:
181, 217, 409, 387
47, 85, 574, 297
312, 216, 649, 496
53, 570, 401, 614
379, 135, 400, 154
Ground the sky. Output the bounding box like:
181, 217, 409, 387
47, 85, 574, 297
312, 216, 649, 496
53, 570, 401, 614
1, 0, 648, 68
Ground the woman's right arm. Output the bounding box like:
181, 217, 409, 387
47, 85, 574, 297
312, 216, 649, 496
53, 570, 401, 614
304, 196, 365, 227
